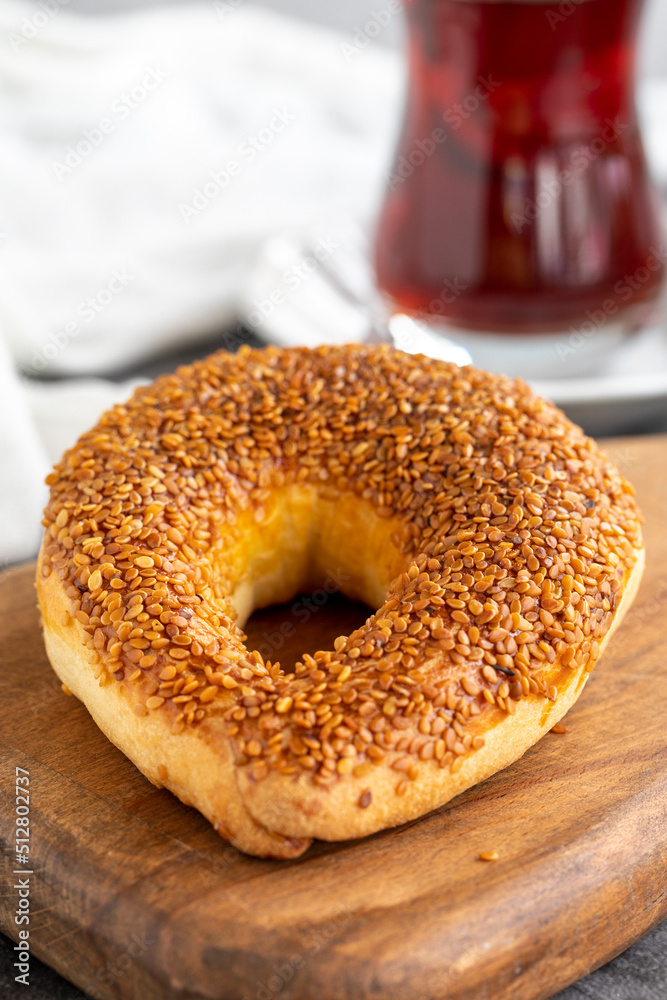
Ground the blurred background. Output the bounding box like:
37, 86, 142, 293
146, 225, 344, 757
0, 0, 666, 555
38, 0, 667, 70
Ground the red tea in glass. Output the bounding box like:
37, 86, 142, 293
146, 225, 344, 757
375, 0, 664, 354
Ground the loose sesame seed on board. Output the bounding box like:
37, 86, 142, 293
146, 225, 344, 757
39, 345, 642, 802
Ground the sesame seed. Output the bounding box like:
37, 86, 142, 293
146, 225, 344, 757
462, 677, 480, 697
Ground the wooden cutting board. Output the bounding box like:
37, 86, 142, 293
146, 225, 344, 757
1, 435, 667, 1000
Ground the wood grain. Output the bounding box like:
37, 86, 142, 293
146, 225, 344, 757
1, 435, 666, 1000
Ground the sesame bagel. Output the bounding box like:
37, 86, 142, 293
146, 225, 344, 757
37, 344, 644, 858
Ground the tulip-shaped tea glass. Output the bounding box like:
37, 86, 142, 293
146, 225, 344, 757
375, 0, 665, 375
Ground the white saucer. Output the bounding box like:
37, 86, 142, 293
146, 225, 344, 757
531, 319, 667, 436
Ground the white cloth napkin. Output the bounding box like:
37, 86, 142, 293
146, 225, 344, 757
0, 0, 402, 376
0, 0, 402, 565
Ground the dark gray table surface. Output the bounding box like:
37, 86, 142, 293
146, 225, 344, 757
2, 1, 667, 998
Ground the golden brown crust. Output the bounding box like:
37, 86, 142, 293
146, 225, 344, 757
36, 345, 644, 857
37, 564, 311, 858
236, 546, 644, 841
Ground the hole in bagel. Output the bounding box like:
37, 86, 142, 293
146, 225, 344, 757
223, 486, 408, 672
244, 591, 374, 674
